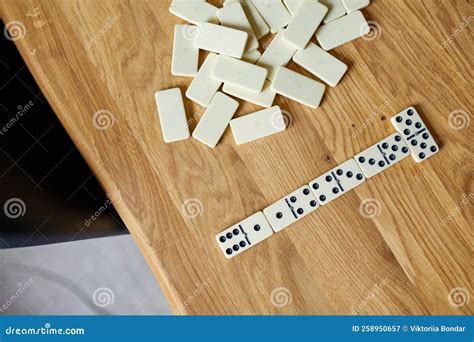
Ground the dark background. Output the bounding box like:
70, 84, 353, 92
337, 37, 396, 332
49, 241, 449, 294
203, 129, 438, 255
0, 20, 126, 249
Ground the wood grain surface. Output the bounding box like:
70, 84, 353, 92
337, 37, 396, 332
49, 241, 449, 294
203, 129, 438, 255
1, 0, 472, 314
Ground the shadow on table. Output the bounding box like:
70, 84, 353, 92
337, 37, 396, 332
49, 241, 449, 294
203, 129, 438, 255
0, 20, 127, 248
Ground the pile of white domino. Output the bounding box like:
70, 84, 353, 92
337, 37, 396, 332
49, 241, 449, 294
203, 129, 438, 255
217, 106, 440, 258
155, 0, 373, 147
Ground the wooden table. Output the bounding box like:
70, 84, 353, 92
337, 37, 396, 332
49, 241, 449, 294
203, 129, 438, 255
2, 0, 472, 314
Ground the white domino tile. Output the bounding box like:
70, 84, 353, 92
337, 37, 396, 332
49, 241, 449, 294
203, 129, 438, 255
169, 0, 219, 25
341, 0, 370, 13
192, 92, 239, 148
185, 53, 222, 107
283, 0, 303, 16
217, 2, 259, 52
256, 30, 297, 81
224, 0, 270, 39
242, 49, 262, 63
354, 133, 410, 178
271, 66, 325, 109
230, 106, 286, 144
320, 0, 347, 23
315, 10, 370, 50
252, 0, 291, 33
285, 0, 345, 22
171, 25, 199, 77
293, 42, 348, 87
223, 80, 276, 108
212, 55, 268, 93
282, 0, 328, 50
154, 88, 190, 143
391, 106, 440, 163
194, 22, 248, 59
263, 185, 319, 232
309, 159, 365, 205
216, 212, 273, 259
